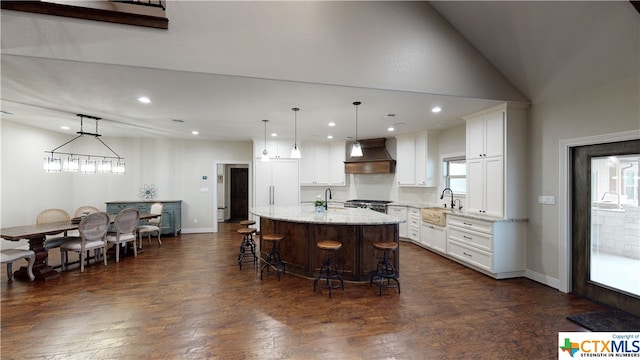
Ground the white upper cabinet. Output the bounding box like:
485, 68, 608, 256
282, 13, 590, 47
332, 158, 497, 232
300, 141, 347, 186
464, 103, 527, 219
253, 138, 296, 159
396, 132, 438, 187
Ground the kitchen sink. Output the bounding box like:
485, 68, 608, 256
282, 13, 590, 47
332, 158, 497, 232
421, 208, 448, 226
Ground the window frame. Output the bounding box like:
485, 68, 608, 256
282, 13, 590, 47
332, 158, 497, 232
443, 155, 467, 195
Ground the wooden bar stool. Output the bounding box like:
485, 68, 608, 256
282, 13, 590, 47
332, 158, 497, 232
237, 227, 258, 269
369, 241, 400, 296
239, 220, 256, 227
313, 240, 344, 298
260, 234, 285, 280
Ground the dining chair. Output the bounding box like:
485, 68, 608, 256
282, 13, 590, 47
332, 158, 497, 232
1, 248, 36, 281
60, 212, 110, 273
36, 208, 73, 265
107, 208, 140, 263
73, 206, 101, 218
137, 203, 163, 248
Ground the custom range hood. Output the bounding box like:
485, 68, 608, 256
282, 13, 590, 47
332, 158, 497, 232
344, 138, 396, 174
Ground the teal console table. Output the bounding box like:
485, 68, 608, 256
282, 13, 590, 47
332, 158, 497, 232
106, 200, 182, 236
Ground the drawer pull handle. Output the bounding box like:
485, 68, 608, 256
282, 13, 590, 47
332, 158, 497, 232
463, 222, 473, 226
463, 235, 472, 239
463, 252, 472, 257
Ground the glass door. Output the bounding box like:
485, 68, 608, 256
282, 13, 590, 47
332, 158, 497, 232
572, 139, 640, 316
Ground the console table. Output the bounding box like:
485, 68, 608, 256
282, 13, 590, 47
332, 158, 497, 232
106, 200, 182, 235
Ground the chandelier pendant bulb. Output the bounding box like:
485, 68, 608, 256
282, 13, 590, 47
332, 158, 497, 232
261, 119, 270, 162
43, 113, 125, 175
290, 107, 301, 159
351, 101, 363, 157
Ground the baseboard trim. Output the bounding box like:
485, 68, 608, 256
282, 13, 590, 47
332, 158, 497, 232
525, 269, 561, 291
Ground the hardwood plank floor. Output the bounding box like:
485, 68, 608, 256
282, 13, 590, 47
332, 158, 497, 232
1, 222, 604, 359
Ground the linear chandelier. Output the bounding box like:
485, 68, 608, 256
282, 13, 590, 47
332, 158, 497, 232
43, 114, 125, 175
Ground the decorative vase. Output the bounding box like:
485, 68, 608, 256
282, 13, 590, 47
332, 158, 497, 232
315, 205, 325, 213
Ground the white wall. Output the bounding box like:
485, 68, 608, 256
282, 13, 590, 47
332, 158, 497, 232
1, 120, 252, 249
526, 76, 640, 286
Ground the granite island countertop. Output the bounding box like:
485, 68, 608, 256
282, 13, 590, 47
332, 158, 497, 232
251, 206, 406, 225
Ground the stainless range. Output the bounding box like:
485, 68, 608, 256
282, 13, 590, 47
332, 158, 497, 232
343, 199, 392, 213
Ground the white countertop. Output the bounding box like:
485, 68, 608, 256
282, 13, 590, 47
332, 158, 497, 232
251, 206, 406, 225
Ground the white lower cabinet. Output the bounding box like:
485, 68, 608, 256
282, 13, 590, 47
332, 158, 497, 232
388, 205, 408, 238
407, 207, 421, 242
446, 214, 525, 279
420, 222, 446, 254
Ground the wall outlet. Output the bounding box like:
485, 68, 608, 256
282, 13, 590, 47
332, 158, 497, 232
538, 195, 556, 205
193, 218, 198, 224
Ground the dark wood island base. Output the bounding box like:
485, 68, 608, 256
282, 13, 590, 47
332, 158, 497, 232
259, 217, 399, 282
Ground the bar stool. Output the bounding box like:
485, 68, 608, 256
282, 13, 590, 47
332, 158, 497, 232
237, 227, 258, 269
239, 220, 256, 227
369, 241, 400, 296
313, 240, 344, 298
260, 234, 285, 280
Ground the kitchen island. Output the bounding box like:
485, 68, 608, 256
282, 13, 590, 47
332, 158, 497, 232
250, 206, 405, 282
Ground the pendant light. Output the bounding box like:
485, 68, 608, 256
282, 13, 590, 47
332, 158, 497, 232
261, 119, 270, 162
350, 101, 363, 157
290, 107, 301, 158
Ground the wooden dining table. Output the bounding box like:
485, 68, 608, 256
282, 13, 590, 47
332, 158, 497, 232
0, 213, 160, 281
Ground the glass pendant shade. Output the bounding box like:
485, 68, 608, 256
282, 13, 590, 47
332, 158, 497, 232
62, 156, 80, 172
350, 141, 363, 157
97, 159, 112, 173
81, 159, 97, 174
261, 149, 270, 162
113, 161, 126, 175
44, 156, 62, 173
261, 119, 270, 162
291, 144, 301, 158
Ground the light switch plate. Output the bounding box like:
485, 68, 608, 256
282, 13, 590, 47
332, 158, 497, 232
538, 195, 556, 205
200, 187, 209, 192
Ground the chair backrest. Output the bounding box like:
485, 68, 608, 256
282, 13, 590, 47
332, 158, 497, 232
79, 212, 110, 241
148, 203, 163, 226
74, 206, 101, 218
114, 208, 140, 234
36, 208, 71, 224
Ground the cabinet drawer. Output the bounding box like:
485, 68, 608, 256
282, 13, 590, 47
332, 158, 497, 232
447, 216, 493, 235
408, 228, 420, 241
448, 240, 492, 271
448, 227, 492, 252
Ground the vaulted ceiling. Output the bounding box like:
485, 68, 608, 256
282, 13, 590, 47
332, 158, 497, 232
1, 1, 637, 141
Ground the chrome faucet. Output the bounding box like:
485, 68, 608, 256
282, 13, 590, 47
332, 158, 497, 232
440, 187, 455, 209
324, 188, 332, 210
453, 199, 463, 211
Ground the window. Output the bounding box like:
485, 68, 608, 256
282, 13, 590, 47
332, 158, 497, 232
444, 156, 466, 194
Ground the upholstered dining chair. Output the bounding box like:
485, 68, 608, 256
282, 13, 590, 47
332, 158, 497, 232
106, 208, 140, 263
137, 203, 163, 248
1, 248, 35, 281
36, 208, 73, 265
60, 212, 110, 273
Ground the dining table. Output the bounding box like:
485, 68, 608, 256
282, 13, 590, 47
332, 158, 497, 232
0, 213, 160, 281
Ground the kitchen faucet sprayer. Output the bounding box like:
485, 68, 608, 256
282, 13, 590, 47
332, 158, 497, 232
440, 188, 455, 209
325, 188, 332, 210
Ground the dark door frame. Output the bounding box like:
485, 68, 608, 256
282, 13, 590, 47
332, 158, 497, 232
212, 161, 251, 233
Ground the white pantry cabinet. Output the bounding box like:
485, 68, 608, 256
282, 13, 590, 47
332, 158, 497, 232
395, 132, 438, 187
464, 103, 527, 219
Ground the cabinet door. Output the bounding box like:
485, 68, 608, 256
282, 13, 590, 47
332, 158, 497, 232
484, 112, 504, 158
313, 143, 330, 184
254, 160, 273, 206
432, 226, 446, 254
388, 206, 407, 238
466, 158, 484, 214
421, 223, 434, 247
328, 141, 346, 185
272, 160, 299, 206
396, 136, 416, 185
414, 133, 427, 185
466, 117, 485, 160
299, 143, 316, 185
483, 157, 504, 217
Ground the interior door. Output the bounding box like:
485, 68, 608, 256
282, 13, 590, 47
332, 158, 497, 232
571, 139, 640, 316
230, 168, 248, 222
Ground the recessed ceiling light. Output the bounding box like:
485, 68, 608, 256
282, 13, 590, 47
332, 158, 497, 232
327, 135, 333, 139
387, 126, 395, 132
138, 96, 151, 104
60, 126, 70, 130
328, 122, 336, 127
192, 131, 199, 135
432, 106, 442, 113
271, 133, 277, 137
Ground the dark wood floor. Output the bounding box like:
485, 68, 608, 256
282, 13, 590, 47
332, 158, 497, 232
1, 222, 604, 359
